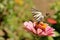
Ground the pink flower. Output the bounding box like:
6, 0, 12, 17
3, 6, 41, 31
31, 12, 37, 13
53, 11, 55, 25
47, 18, 57, 24
24, 21, 55, 37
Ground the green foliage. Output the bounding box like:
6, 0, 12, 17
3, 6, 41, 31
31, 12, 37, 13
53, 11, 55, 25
50, 0, 60, 40
0, 0, 34, 40
51, 0, 60, 33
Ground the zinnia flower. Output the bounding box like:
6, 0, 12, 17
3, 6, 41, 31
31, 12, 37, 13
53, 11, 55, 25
47, 18, 57, 24
24, 21, 55, 37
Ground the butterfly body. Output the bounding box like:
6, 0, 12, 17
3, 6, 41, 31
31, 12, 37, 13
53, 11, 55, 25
31, 8, 48, 30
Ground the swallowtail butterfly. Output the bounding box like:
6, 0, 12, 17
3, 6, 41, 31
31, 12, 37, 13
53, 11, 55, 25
31, 8, 44, 23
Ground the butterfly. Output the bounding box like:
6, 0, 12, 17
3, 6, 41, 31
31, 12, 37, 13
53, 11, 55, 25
31, 8, 44, 23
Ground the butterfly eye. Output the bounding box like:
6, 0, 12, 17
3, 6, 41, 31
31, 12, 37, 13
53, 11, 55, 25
46, 13, 49, 16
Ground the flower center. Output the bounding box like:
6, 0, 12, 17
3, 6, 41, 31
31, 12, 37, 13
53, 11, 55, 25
35, 22, 47, 30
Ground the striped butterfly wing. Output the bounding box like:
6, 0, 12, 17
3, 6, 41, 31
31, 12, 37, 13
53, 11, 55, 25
31, 8, 44, 22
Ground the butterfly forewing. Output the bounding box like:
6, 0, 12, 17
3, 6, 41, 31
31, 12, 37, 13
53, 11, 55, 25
31, 8, 44, 22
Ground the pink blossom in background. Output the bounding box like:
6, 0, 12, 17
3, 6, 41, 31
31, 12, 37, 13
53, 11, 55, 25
24, 21, 55, 37
47, 18, 57, 24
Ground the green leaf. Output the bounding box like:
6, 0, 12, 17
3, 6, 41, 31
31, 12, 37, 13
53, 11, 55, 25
48, 36, 54, 40
54, 31, 60, 37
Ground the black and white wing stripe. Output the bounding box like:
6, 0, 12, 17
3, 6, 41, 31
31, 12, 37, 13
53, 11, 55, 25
31, 8, 44, 22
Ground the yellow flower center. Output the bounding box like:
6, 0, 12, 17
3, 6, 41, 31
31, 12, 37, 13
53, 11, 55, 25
35, 22, 47, 30
40, 22, 47, 29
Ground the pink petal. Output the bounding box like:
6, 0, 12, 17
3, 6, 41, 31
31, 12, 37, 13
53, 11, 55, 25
37, 28, 42, 35
47, 27, 55, 33
24, 21, 36, 33
31, 27, 36, 34
28, 21, 36, 33
48, 33, 55, 37
33, 22, 36, 27
45, 26, 55, 36
28, 21, 34, 27
24, 22, 31, 30
41, 32, 47, 36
